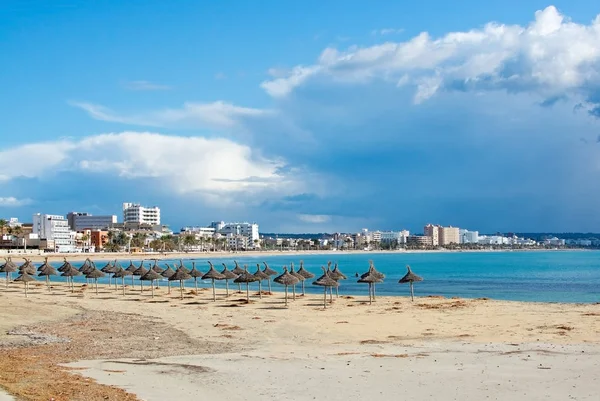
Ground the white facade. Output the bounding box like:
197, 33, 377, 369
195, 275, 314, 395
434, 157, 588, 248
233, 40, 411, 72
424, 224, 440, 246
220, 222, 259, 243
459, 229, 479, 244
380, 230, 410, 244
122, 203, 161, 225
33, 213, 76, 252
68, 212, 117, 231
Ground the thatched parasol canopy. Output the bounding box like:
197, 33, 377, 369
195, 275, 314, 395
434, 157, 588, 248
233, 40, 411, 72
260, 262, 278, 294
1, 258, 18, 288
169, 267, 192, 300
18, 259, 36, 275
151, 260, 163, 273
252, 264, 270, 299
296, 260, 314, 296
232, 261, 245, 275
57, 258, 72, 272
358, 267, 383, 305
220, 263, 238, 297
289, 264, 304, 300
61, 265, 81, 292
85, 264, 105, 295
398, 265, 423, 301
274, 266, 299, 306
178, 259, 191, 274
125, 260, 137, 273
38, 261, 58, 290
234, 265, 259, 302
189, 262, 204, 292
14, 271, 36, 297
313, 266, 339, 308
113, 267, 132, 296
203, 262, 226, 302
140, 268, 162, 298
37, 257, 52, 272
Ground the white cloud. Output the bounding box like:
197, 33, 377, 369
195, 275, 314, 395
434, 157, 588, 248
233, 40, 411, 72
298, 214, 332, 224
214, 72, 227, 80
71, 101, 269, 129
372, 28, 404, 36
0, 132, 317, 205
262, 6, 600, 105
123, 80, 172, 91
0, 197, 32, 207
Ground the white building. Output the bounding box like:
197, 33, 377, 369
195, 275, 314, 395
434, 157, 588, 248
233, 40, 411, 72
220, 222, 259, 244
122, 203, 161, 225
67, 212, 117, 231
459, 229, 479, 244
33, 213, 76, 252
380, 230, 410, 245
181, 226, 216, 238
424, 224, 440, 246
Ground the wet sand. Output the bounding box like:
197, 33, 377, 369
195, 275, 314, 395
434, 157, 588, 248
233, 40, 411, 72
0, 280, 599, 400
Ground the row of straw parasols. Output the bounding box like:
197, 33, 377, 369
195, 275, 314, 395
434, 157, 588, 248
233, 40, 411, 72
0, 257, 423, 304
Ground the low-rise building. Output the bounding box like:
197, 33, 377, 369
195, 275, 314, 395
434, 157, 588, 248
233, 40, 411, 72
407, 235, 433, 247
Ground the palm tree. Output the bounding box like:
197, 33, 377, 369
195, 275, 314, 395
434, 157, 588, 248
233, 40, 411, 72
131, 232, 147, 249
0, 219, 7, 236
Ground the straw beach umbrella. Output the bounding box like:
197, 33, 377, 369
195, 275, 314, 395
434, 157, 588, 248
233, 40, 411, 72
1, 257, 18, 287
133, 261, 148, 292
125, 260, 138, 287
261, 262, 278, 294
161, 264, 176, 294
233, 265, 259, 302
85, 263, 105, 295
203, 262, 225, 302
253, 264, 269, 299
274, 266, 299, 306
169, 267, 192, 300
289, 263, 304, 300
357, 267, 382, 305
14, 271, 36, 298
178, 259, 191, 273
232, 261, 245, 293
140, 267, 162, 298
189, 262, 204, 293
329, 262, 347, 298
112, 267, 132, 296
37, 259, 58, 290
61, 265, 81, 293
364, 261, 385, 301
220, 263, 238, 297
100, 261, 116, 289
313, 266, 339, 308
151, 260, 163, 273
296, 260, 314, 296
78, 259, 94, 284
18, 258, 36, 275
399, 265, 423, 301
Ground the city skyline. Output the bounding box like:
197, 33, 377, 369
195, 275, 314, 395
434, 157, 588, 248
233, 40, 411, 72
2, 2, 600, 232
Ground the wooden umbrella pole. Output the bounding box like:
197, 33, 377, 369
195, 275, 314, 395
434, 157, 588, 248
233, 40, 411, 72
212, 279, 216, 301
285, 286, 288, 306
258, 281, 262, 299
95, 279, 99, 295
329, 287, 333, 303
410, 281, 414, 301
246, 282, 250, 302
180, 281, 184, 300
140, 279, 143, 292
237, 282, 241, 293
323, 287, 327, 309
194, 278, 198, 293
268, 279, 272, 294
226, 280, 229, 297
25, 282, 28, 298
46, 275, 50, 290
122, 277, 125, 296
336, 286, 339, 298
301, 280, 305, 296
131, 275, 134, 287
151, 281, 155, 298
168, 280, 171, 294
292, 285, 296, 301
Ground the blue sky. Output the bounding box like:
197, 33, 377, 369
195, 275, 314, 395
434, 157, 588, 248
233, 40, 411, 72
2, 1, 600, 233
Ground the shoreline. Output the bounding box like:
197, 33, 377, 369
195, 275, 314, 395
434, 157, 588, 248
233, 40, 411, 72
0, 247, 590, 263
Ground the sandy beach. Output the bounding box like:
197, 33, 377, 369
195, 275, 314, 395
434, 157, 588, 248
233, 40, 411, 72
0, 279, 599, 400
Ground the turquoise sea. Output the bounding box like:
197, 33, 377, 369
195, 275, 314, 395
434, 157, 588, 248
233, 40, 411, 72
38, 251, 600, 303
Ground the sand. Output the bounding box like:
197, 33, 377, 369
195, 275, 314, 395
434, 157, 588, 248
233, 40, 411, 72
0, 280, 599, 400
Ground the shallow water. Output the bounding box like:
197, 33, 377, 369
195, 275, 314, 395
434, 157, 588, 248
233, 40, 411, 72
33, 251, 600, 303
